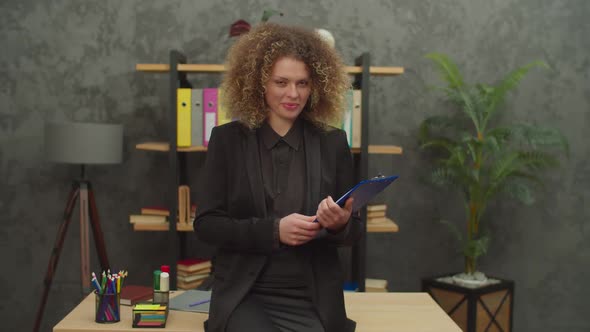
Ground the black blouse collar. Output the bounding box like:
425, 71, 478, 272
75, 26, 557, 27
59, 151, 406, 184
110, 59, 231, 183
260, 118, 302, 151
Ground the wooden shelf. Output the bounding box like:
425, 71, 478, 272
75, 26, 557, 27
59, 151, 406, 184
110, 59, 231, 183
132, 222, 194, 232
345, 66, 404, 75
351, 145, 403, 155
132, 219, 397, 233
135, 142, 207, 152
136, 63, 404, 76
137, 141, 402, 155
367, 218, 399, 233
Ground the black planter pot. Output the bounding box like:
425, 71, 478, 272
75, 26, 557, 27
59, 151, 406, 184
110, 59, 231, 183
422, 275, 514, 332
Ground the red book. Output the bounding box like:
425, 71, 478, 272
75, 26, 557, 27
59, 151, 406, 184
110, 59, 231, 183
120, 285, 153, 306
177, 258, 211, 273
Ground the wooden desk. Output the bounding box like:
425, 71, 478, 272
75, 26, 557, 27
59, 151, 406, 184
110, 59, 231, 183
54, 291, 460, 332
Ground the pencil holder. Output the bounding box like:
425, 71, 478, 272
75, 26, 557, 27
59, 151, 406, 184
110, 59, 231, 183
153, 290, 169, 304
94, 291, 121, 323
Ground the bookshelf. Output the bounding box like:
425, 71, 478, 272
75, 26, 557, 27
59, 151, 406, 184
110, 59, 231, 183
136, 63, 404, 75
367, 218, 399, 233
136, 141, 402, 155
132, 223, 194, 232
135, 50, 403, 291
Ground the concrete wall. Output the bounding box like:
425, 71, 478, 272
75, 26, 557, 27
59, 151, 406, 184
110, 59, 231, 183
1, 1, 588, 331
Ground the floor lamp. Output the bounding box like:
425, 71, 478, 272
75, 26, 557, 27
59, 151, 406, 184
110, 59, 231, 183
34, 121, 123, 332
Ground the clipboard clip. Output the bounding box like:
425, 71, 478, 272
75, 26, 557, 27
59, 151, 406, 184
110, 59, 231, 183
372, 173, 386, 179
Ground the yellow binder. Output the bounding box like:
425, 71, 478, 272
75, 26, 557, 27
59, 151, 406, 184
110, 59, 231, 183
217, 89, 232, 126
177, 88, 192, 147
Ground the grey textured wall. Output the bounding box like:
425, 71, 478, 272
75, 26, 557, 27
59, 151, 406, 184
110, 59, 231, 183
1, 0, 588, 331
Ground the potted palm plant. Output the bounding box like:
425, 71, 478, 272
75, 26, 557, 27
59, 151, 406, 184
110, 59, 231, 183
419, 53, 568, 331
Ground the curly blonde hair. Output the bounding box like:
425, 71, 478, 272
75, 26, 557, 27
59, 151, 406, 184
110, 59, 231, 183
220, 23, 350, 129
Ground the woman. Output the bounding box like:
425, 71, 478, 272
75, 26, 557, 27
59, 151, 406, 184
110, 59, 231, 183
194, 23, 362, 332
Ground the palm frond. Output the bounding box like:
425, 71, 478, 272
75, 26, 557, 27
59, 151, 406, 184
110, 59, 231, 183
518, 151, 560, 170
420, 138, 456, 153
503, 181, 535, 205
485, 168, 543, 201
463, 235, 490, 259
486, 126, 512, 145
419, 115, 462, 144
425, 53, 464, 89
444, 88, 483, 132
513, 124, 570, 156
440, 220, 463, 242
465, 138, 478, 161
482, 135, 501, 155
430, 167, 458, 187
483, 61, 548, 124
489, 151, 521, 182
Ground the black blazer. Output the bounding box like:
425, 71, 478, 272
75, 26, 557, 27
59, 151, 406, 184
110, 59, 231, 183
194, 120, 362, 332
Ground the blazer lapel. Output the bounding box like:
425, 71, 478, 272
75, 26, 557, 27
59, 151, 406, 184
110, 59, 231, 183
303, 121, 321, 215
242, 127, 267, 217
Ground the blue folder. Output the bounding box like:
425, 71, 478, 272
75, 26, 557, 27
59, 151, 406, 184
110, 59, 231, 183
315, 175, 399, 222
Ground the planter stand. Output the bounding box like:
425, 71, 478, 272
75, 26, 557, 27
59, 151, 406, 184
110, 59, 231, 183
422, 275, 514, 332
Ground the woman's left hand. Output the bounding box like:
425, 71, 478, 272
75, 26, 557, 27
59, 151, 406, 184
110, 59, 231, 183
316, 196, 353, 232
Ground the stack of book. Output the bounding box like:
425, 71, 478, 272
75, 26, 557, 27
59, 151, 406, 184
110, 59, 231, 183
367, 204, 388, 223
366, 204, 399, 233
176, 258, 212, 290
129, 186, 197, 231
129, 206, 168, 230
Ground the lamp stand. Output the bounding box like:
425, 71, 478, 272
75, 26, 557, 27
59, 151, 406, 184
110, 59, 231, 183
33, 166, 110, 332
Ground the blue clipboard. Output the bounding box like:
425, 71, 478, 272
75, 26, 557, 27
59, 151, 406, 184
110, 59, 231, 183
314, 175, 399, 222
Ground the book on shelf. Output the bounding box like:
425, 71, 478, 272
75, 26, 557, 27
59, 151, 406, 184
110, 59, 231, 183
329, 89, 361, 148
139, 204, 197, 218
177, 258, 212, 273
365, 278, 388, 292
129, 214, 167, 224
191, 88, 204, 147
366, 217, 399, 232
140, 206, 170, 216
177, 266, 211, 276
120, 285, 153, 306
177, 88, 192, 147
367, 216, 390, 224
217, 89, 232, 126
367, 204, 387, 212
367, 210, 386, 219
178, 185, 190, 224
203, 88, 218, 147
352, 89, 362, 148
133, 222, 194, 231
342, 89, 353, 147
177, 263, 211, 275
177, 272, 210, 283
177, 278, 206, 290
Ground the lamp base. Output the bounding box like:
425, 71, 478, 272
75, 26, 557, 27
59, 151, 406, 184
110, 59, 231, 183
33, 180, 110, 332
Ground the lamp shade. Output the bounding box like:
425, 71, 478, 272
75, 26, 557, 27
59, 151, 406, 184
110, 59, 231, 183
45, 121, 123, 164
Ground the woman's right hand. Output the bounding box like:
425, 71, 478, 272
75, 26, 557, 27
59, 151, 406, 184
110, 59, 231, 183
279, 213, 321, 246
